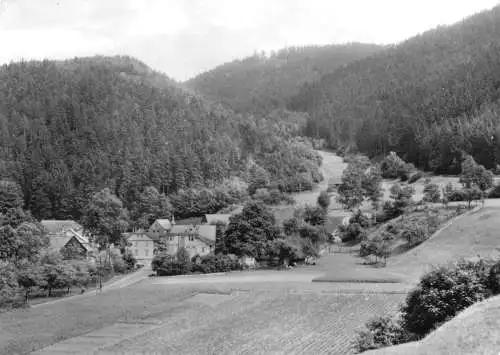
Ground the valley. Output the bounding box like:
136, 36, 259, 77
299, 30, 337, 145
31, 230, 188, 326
3, 3, 500, 355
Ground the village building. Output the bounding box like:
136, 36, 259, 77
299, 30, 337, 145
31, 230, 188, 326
124, 232, 155, 266
202, 214, 232, 225
174, 217, 204, 225
165, 224, 216, 258
44, 225, 95, 260
41, 220, 84, 235
41, 220, 95, 260
148, 219, 172, 237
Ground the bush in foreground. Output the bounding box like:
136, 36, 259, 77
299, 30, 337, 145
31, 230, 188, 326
401, 259, 494, 337
354, 315, 415, 353
354, 258, 497, 352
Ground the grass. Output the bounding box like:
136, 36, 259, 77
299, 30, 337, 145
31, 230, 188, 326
0, 280, 203, 355
95, 289, 404, 355
365, 293, 500, 355
388, 205, 500, 284
311, 254, 407, 284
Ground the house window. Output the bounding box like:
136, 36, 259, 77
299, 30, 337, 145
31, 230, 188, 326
145, 249, 149, 256
189, 236, 194, 242
169, 236, 174, 241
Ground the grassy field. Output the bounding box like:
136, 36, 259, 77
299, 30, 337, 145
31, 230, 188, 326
1, 270, 408, 355
388, 204, 500, 283
0, 281, 202, 355
95, 287, 404, 355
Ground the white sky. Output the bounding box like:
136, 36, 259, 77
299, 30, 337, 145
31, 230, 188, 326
0, 0, 498, 81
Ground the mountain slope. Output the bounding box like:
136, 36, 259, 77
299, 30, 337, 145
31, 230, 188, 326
185, 43, 384, 114
293, 5, 500, 174
0, 56, 322, 221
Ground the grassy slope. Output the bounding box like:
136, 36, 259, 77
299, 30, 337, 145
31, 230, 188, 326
0, 281, 200, 355
365, 294, 500, 355
361, 202, 500, 355
388, 204, 500, 284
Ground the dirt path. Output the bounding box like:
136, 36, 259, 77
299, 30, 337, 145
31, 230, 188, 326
31, 266, 151, 309
288, 150, 346, 208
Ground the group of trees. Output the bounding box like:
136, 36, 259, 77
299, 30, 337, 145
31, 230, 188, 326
355, 258, 500, 352
337, 151, 496, 266
293, 6, 500, 175
336, 155, 383, 214
152, 246, 243, 276
0, 57, 322, 223
152, 191, 333, 275
0, 181, 138, 308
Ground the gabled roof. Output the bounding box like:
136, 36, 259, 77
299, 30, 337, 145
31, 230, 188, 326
41, 220, 83, 234
152, 219, 172, 230
169, 224, 216, 244
49, 234, 91, 252
204, 214, 232, 225
123, 232, 155, 242
175, 217, 204, 225
63, 229, 90, 247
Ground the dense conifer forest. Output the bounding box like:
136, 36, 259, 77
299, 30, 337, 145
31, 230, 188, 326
291, 6, 500, 174
185, 43, 383, 114
0, 56, 322, 221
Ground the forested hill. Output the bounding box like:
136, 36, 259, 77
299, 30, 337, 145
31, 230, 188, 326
185, 43, 384, 115
0, 56, 322, 222
292, 5, 500, 174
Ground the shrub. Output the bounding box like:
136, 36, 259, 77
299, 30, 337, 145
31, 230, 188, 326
339, 222, 367, 243
401, 222, 429, 247
408, 171, 424, 184
423, 183, 441, 203
386, 183, 415, 216
0, 261, 18, 306
317, 190, 331, 210
122, 250, 137, 271
401, 259, 494, 337
302, 205, 327, 226
254, 188, 295, 205
446, 188, 467, 202
398, 163, 415, 182
349, 210, 371, 228
488, 183, 500, 199
353, 315, 412, 353
380, 152, 406, 179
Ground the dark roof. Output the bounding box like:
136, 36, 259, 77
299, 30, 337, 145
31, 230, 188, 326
153, 219, 172, 229
203, 214, 232, 225
123, 232, 156, 242
169, 225, 216, 244
41, 220, 83, 234
175, 217, 204, 225
48, 234, 90, 252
